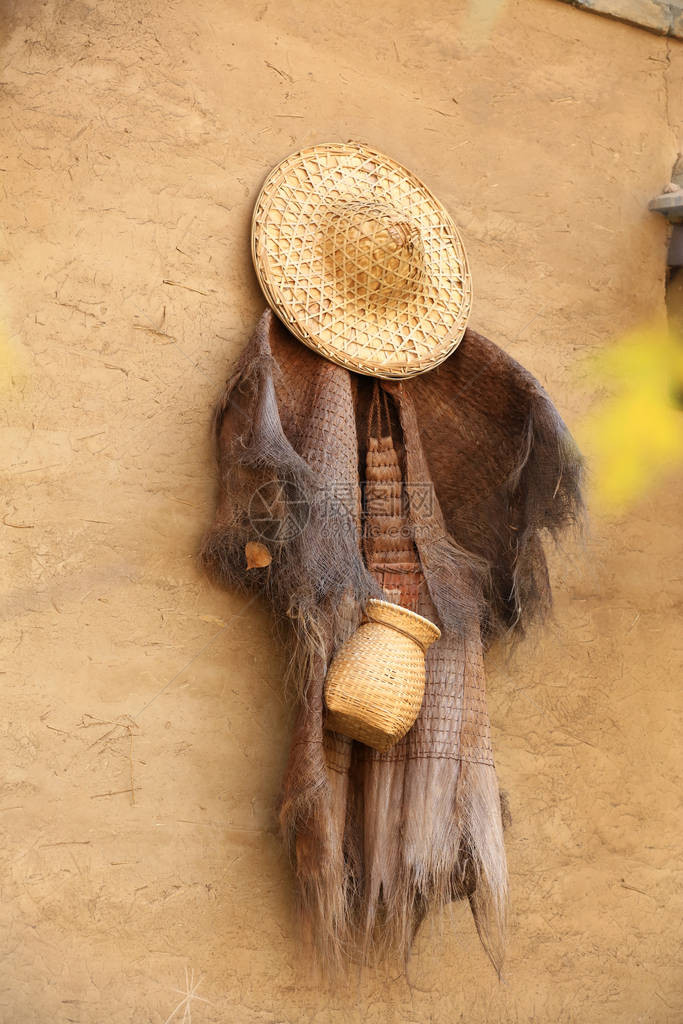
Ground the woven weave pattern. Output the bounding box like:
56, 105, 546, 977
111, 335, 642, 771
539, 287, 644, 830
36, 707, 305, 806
252, 143, 472, 379
363, 384, 423, 586
324, 599, 440, 752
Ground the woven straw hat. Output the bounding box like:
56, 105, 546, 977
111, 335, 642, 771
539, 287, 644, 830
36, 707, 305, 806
251, 142, 472, 380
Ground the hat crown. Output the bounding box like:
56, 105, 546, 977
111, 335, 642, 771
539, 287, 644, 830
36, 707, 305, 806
320, 200, 424, 303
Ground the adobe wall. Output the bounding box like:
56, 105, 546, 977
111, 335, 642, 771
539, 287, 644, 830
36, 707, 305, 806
1, 1, 681, 1020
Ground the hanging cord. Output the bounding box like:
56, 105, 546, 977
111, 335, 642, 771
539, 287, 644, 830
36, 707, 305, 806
366, 380, 393, 446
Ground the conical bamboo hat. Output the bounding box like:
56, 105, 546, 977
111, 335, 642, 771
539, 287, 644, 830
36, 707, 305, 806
251, 142, 472, 380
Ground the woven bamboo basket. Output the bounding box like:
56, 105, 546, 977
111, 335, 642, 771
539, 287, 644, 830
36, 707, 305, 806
324, 599, 440, 752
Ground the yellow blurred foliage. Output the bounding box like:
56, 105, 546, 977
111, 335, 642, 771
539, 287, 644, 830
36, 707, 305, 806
578, 326, 683, 511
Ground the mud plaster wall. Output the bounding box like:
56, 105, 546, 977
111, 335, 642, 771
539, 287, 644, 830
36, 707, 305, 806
1, 1, 682, 1021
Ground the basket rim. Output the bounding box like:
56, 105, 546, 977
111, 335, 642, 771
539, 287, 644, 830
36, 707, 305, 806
364, 598, 441, 641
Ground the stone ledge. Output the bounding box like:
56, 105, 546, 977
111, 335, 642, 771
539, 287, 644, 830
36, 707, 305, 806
558, 0, 683, 37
